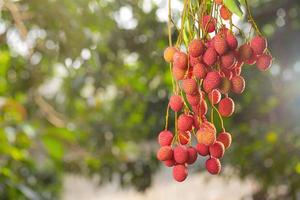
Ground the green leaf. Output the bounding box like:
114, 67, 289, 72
42, 136, 64, 159
224, 0, 243, 18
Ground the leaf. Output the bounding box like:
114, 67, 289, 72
42, 136, 64, 159
224, 0, 243, 18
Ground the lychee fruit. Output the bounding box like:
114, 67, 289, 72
203, 71, 222, 93
203, 47, 218, 66
218, 97, 235, 117
220, 51, 236, 69
187, 147, 198, 164
173, 164, 188, 182
256, 54, 272, 71
178, 131, 191, 145
208, 89, 221, 104
164, 46, 177, 63
189, 39, 205, 57
189, 55, 202, 67
172, 67, 186, 80
187, 93, 200, 106
206, 157, 221, 175
239, 44, 253, 61
219, 77, 231, 94
217, 132, 232, 149
196, 143, 209, 156
157, 146, 173, 161
220, 5, 232, 20
173, 51, 188, 69
164, 159, 176, 167
193, 63, 207, 79
173, 145, 189, 164
231, 75, 245, 94
245, 53, 258, 65
182, 78, 197, 95
213, 35, 228, 55
169, 95, 183, 112
178, 114, 193, 131
215, 0, 223, 5
192, 99, 208, 115
226, 32, 238, 50
196, 121, 217, 145
202, 15, 216, 33
158, 130, 173, 146
250, 36, 267, 55
209, 141, 225, 158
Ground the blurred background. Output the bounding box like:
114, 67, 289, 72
0, 0, 300, 199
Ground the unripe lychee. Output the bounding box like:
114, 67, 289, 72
203, 47, 218, 66
158, 130, 173, 146
219, 77, 231, 94
220, 5, 232, 20
209, 141, 225, 158
226, 32, 238, 50
196, 121, 216, 145
192, 99, 208, 115
187, 93, 200, 106
217, 132, 232, 149
173, 145, 189, 164
231, 75, 245, 94
178, 114, 193, 131
196, 143, 209, 156
172, 67, 186, 80
189, 39, 205, 57
189, 55, 203, 67
157, 146, 173, 161
203, 71, 222, 93
169, 95, 183, 112
218, 97, 235, 117
182, 79, 197, 95
202, 15, 216, 33
250, 36, 267, 55
206, 157, 221, 175
173, 164, 188, 182
239, 44, 253, 61
213, 35, 228, 55
187, 147, 198, 164
220, 51, 236, 69
164, 46, 177, 62
256, 54, 272, 71
193, 63, 207, 79
208, 89, 221, 104
164, 159, 175, 167
178, 131, 190, 145
173, 52, 188, 69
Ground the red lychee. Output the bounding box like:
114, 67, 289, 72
213, 35, 228, 55
169, 95, 183, 112
157, 146, 173, 161
217, 132, 232, 149
239, 44, 253, 61
178, 131, 191, 145
196, 143, 209, 156
220, 5, 232, 20
208, 89, 221, 104
173, 145, 189, 164
178, 114, 193, 131
187, 93, 200, 106
189, 39, 205, 57
226, 32, 238, 50
218, 97, 235, 117
256, 54, 272, 71
202, 15, 216, 33
215, 0, 223, 5
231, 75, 245, 94
250, 36, 267, 55
193, 63, 207, 79
172, 67, 186, 80
245, 53, 258, 65
192, 99, 208, 116
219, 77, 231, 94
209, 141, 225, 158
189, 55, 203, 67
203, 47, 218, 66
182, 78, 197, 95
196, 121, 217, 145
158, 130, 173, 146
220, 51, 236, 69
164, 159, 176, 167
203, 71, 222, 93
173, 51, 188, 69
164, 46, 177, 63
173, 164, 188, 182
187, 147, 198, 165
206, 157, 221, 175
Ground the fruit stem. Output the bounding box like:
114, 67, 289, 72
164, 104, 170, 130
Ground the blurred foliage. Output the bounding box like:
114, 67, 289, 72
0, 0, 299, 199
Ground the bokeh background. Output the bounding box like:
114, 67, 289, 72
0, 0, 300, 199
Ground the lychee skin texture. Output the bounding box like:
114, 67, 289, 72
218, 97, 235, 117
182, 79, 197, 95
203, 71, 222, 93
172, 67, 186, 80
202, 15, 216, 33
217, 132, 232, 149
193, 63, 207, 79
220, 5, 232, 20
173, 145, 189, 164
189, 39, 205, 57
173, 52, 188, 69
196, 143, 209, 156
178, 131, 190, 145
226, 32, 238, 50
192, 99, 208, 116
206, 157, 221, 175
164, 159, 175, 167
256, 54, 272, 71
158, 130, 173, 146
213, 35, 228, 55
173, 164, 188, 182
220, 51, 236, 69
209, 141, 225, 158
157, 146, 173, 161
187, 147, 198, 165
245, 53, 258, 65
187, 93, 200, 106
178, 114, 194, 132
196, 122, 217, 146
250, 36, 267, 55
219, 77, 231, 94
208, 89, 221, 104
164, 47, 177, 63
203, 47, 218, 66
231, 75, 245, 94
239, 44, 253, 61
189, 55, 202, 67
169, 95, 183, 112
